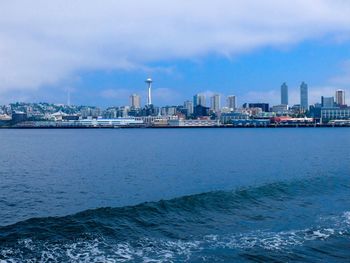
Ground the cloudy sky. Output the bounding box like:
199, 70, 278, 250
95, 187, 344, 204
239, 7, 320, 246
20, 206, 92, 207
0, 0, 350, 107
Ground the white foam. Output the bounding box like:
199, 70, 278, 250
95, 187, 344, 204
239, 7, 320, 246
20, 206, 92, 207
2, 211, 350, 262
343, 211, 350, 224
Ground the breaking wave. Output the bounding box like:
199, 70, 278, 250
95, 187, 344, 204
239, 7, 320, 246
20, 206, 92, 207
1, 176, 349, 262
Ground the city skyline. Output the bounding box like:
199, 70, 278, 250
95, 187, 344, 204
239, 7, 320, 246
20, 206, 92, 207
73, 80, 346, 110
2, 76, 350, 126
2, 80, 347, 110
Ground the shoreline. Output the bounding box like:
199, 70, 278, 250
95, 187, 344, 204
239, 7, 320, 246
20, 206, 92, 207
1, 124, 350, 129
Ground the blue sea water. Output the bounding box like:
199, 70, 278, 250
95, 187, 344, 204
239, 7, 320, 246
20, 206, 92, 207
0, 128, 349, 262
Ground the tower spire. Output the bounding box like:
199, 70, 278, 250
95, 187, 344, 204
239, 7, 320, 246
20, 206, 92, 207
145, 78, 153, 105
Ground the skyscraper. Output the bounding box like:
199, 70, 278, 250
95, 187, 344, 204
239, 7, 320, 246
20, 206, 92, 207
210, 94, 221, 112
281, 82, 288, 105
184, 100, 193, 115
300, 82, 308, 110
227, 95, 236, 110
193, 94, 206, 107
335, 89, 345, 105
130, 94, 141, 108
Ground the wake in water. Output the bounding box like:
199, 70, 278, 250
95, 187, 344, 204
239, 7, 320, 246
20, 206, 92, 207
1, 212, 349, 262
1, 176, 349, 262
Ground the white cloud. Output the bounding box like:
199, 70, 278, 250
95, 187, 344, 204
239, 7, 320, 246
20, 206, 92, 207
1, 0, 350, 93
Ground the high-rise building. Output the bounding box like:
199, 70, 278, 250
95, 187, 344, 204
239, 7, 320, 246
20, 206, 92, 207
335, 89, 345, 106
193, 94, 206, 107
281, 82, 288, 105
321, 96, 335, 108
227, 95, 236, 110
160, 106, 177, 116
210, 94, 221, 112
130, 94, 141, 109
184, 100, 193, 115
300, 82, 309, 110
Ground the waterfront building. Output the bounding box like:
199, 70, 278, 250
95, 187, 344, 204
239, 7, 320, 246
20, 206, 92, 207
231, 119, 270, 126
142, 104, 159, 116
160, 106, 177, 116
103, 107, 118, 119
300, 82, 309, 110
309, 103, 322, 119
0, 114, 11, 121
11, 111, 27, 123
141, 115, 177, 126
321, 107, 350, 122
335, 89, 345, 106
290, 104, 301, 111
193, 105, 209, 117
130, 94, 141, 109
210, 94, 221, 112
227, 95, 236, 110
168, 107, 177, 116
80, 107, 101, 118
244, 103, 269, 112
271, 104, 288, 114
281, 82, 288, 105
220, 112, 249, 124
160, 107, 167, 116
184, 100, 193, 116
78, 117, 144, 127
321, 96, 335, 108
175, 105, 188, 118
242, 107, 263, 116
50, 111, 66, 121
193, 94, 206, 107
168, 118, 219, 127
128, 107, 142, 117
271, 117, 314, 124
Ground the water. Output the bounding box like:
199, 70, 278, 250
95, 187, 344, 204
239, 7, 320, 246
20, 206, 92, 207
0, 128, 349, 262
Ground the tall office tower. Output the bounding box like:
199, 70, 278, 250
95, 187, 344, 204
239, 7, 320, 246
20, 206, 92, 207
335, 89, 345, 105
184, 100, 194, 115
145, 78, 153, 105
227, 95, 236, 110
193, 94, 206, 107
130, 94, 141, 109
281, 82, 288, 105
300, 82, 309, 110
210, 94, 221, 112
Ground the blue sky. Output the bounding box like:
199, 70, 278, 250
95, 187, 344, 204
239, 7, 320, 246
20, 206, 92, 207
0, 1, 350, 107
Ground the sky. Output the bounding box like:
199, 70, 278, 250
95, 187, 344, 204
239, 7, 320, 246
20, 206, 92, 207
0, 0, 350, 107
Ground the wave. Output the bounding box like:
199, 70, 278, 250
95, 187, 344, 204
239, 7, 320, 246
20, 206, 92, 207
1, 212, 349, 262
1, 175, 349, 262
